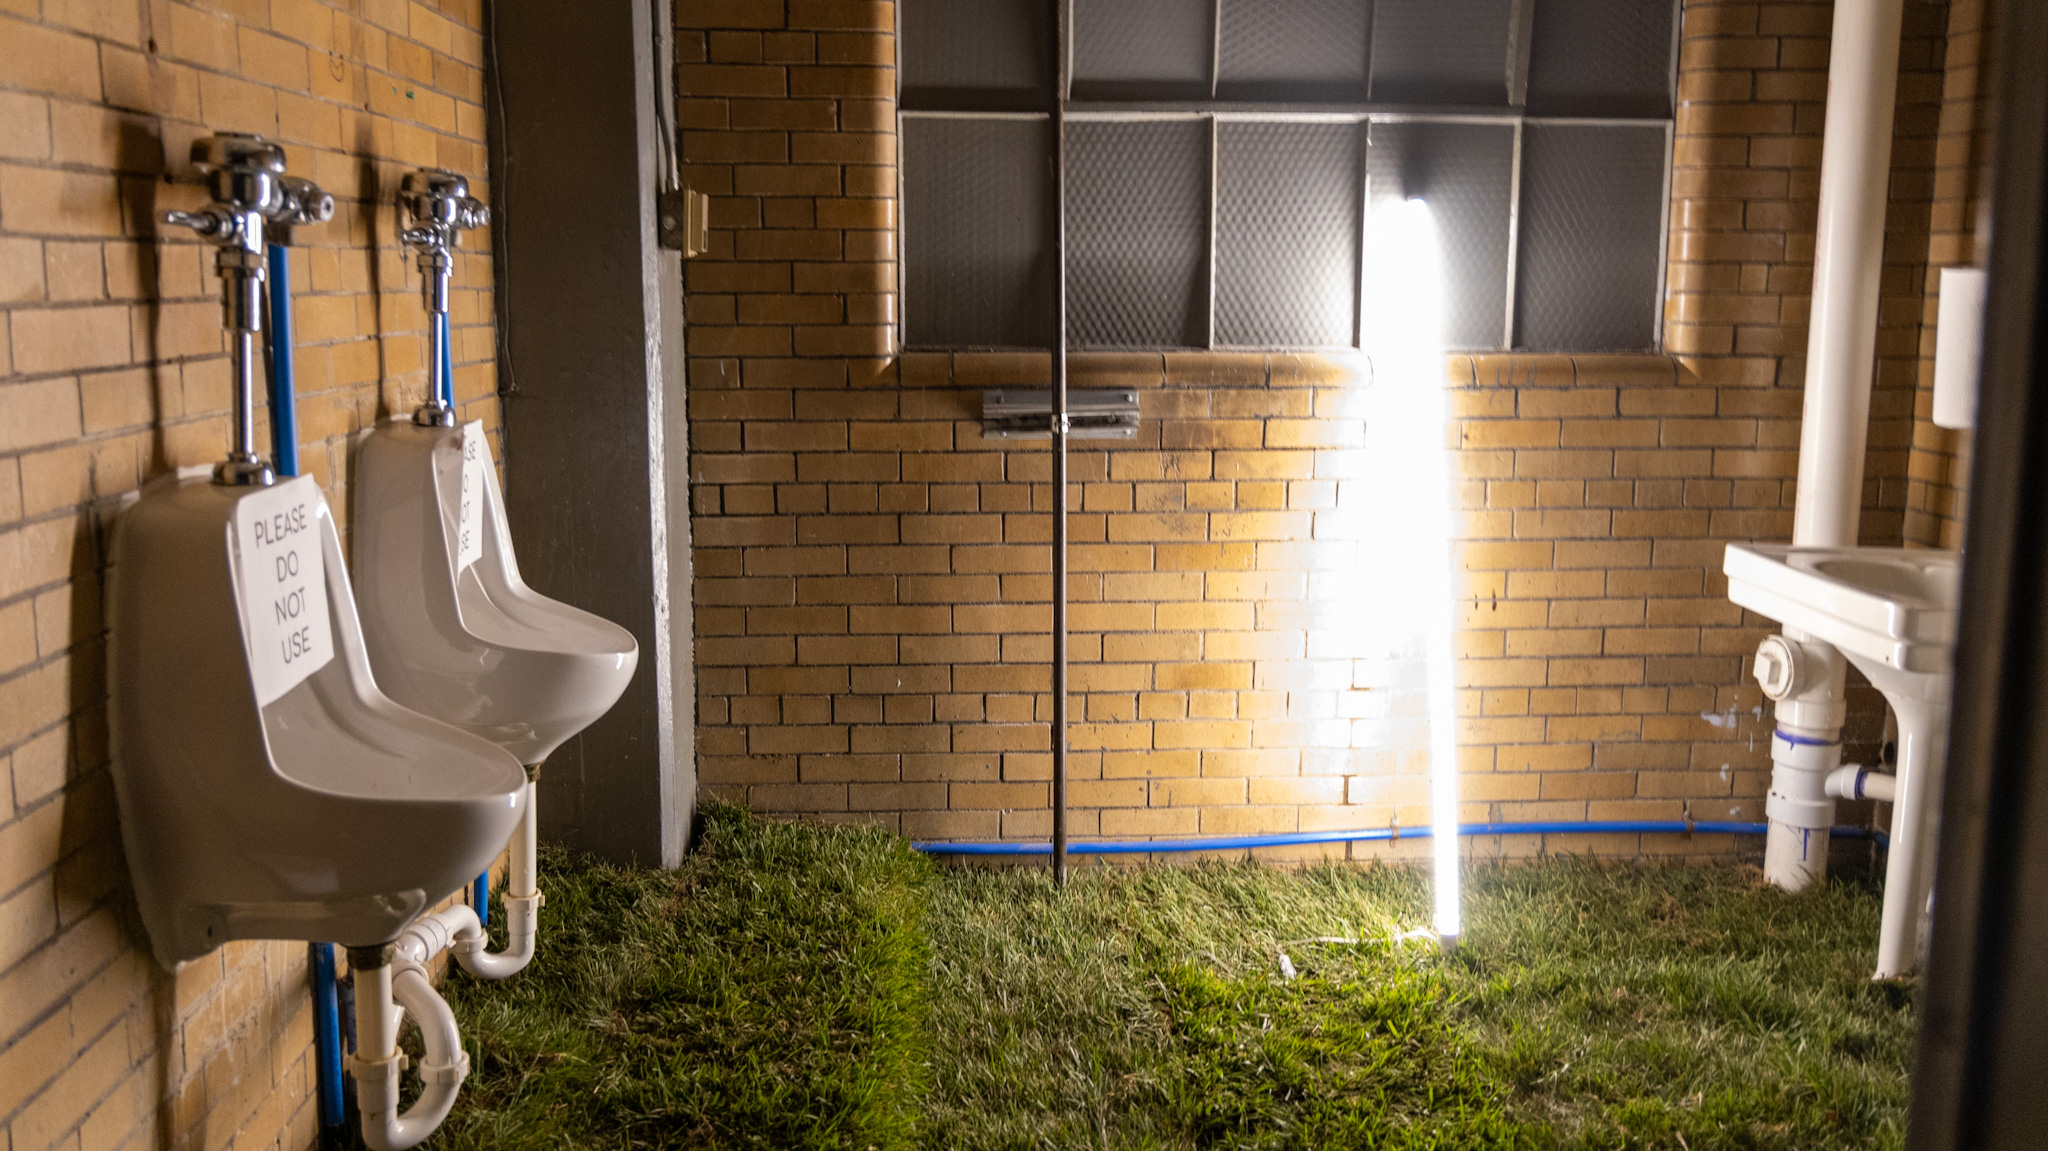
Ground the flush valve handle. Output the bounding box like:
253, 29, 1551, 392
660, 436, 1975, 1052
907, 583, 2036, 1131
164, 208, 231, 238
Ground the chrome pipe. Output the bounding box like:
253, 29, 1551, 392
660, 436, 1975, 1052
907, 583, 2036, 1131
162, 133, 331, 486
400, 169, 489, 427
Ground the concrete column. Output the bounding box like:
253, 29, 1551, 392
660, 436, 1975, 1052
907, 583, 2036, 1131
487, 0, 693, 866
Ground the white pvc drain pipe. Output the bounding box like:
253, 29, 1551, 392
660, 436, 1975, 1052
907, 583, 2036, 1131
1760, 0, 1906, 892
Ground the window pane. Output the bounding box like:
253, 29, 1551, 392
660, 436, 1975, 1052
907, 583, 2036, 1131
1515, 123, 1667, 351
1368, 0, 1515, 105
1366, 121, 1513, 350
1216, 121, 1361, 348
902, 117, 1052, 347
1069, 120, 1209, 349
901, 0, 1050, 111
1527, 0, 1678, 117
1072, 0, 1213, 101
1216, 0, 1370, 102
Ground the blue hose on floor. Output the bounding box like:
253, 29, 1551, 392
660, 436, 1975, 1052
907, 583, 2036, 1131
914, 820, 1889, 856
264, 243, 298, 477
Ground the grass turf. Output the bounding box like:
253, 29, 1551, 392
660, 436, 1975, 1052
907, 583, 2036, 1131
436, 807, 931, 1149
435, 806, 1913, 1149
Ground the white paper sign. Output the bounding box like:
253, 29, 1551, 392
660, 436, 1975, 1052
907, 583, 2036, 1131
231, 476, 335, 707
454, 421, 487, 572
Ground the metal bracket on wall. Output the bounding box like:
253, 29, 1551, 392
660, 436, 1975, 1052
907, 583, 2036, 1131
657, 188, 711, 255
981, 389, 1139, 439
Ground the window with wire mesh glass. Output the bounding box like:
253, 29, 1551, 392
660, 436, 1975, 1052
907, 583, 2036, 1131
899, 0, 1678, 353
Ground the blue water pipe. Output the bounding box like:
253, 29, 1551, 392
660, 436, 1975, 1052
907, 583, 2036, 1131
267, 245, 344, 1135
445, 312, 488, 924
914, 820, 1889, 856
438, 310, 455, 410
310, 946, 345, 1130
264, 244, 298, 477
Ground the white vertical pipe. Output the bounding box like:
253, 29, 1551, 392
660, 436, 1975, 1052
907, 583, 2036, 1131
1793, 0, 1904, 549
400, 782, 541, 980
1763, 0, 1905, 891
506, 779, 539, 899
348, 956, 471, 1151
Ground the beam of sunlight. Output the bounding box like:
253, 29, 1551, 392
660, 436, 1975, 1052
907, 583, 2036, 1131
1359, 198, 1460, 946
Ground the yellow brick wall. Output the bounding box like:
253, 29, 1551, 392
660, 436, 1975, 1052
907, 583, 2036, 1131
0, 1, 497, 1148
1906, 0, 1989, 550
679, 0, 1960, 856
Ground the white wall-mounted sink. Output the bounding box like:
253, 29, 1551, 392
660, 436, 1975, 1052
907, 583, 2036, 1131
1725, 544, 1960, 673
1724, 542, 1961, 979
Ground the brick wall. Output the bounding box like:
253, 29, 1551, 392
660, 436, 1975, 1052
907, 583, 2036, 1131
0, 1, 497, 1149
1906, 0, 1991, 550
1667, 0, 1949, 773
680, 0, 1960, 855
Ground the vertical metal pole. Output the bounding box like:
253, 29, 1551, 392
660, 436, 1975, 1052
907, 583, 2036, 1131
1050, 0, 1071, 887
1206, 115, 1218, 350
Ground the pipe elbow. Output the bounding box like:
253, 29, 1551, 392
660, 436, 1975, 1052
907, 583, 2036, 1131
454, 891, 540, 981
1826, 764, 1896, 803
348, 968, 468, 1151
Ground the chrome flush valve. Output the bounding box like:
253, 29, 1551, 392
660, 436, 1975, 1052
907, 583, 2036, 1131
162, 133, 333, 485
399, 169, 490, 427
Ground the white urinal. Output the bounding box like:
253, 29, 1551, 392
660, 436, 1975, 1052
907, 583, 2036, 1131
353, 421, 637, 767
109, 474, 528, 969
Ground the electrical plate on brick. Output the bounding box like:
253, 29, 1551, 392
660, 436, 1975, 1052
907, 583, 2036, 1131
230, 476, 335, 707
658, 188, 712, 256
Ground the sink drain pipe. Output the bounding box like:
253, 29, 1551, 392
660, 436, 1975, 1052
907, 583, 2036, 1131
1755, 0, 1905, 891
914, 819, 1888, 857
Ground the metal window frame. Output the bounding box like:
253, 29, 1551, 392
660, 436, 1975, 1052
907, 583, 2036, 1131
894, 0, 1679, 354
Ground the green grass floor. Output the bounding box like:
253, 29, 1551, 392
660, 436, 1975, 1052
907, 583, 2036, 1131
431, 806, 1913, 1150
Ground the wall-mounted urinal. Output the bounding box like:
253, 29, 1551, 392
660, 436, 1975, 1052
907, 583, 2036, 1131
354, 420, 638, 765
346, 166, 637, 988
127, 140, 527, 1151
109, 474, 528, 968
351, 418, 637, 980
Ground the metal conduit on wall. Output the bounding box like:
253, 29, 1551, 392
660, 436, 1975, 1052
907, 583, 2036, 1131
1050, 0, 1072, 885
